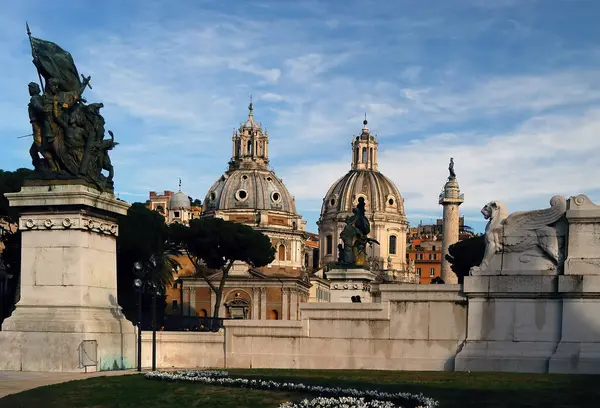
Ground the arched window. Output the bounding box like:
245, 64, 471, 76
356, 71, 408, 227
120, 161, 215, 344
389, 235, 397, 255
370, 148, 373, 165
362, 147, 367, 163
304, 253, 309, 267
247, 140, 252, 155
278, 244, 286, 261
326, 235, 333, 255
354, 147, 359, 164
270, 310, 279, 320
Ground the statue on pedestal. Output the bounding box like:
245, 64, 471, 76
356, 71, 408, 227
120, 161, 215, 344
449, 157, 456, 179
337, 197, 379, 268
23, 24, 118, 192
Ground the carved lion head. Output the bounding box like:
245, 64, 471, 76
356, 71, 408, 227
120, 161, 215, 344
481, 201, 501, 220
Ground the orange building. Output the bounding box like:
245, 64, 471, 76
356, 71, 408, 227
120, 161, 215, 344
406, 238, 443, 284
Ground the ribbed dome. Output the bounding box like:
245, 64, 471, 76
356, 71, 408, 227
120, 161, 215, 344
321, 170, 405, 217
170, 191, 191, 210
204, 169, 297, 214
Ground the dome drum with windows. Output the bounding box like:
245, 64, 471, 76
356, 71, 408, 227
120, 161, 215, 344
317, 117, 409, 272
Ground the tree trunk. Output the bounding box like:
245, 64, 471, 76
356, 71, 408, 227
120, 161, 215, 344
211, 287, 222, 326
209, 260, 233, 331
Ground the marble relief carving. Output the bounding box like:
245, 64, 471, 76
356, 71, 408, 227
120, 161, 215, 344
19, 214, 118, 235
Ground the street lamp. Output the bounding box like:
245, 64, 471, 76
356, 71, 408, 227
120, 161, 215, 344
133, 261, 146, 372
149, 282, 163, 372
132, 257, 163, 372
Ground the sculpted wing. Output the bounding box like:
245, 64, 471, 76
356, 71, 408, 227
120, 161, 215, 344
501, 195, 567, 236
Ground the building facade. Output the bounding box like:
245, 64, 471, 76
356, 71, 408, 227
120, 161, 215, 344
147, 182, 201, 225
406, 238, 443, 284
317, 118, 409, 275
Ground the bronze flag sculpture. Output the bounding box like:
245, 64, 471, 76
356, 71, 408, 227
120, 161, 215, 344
25, 23, 118, 192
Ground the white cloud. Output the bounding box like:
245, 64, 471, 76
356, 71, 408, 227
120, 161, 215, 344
259, 92, 287, 102
399, 66, 422, 82
284, 53, 352, 83
280, 106, 600, 226
2, 0, 600, 233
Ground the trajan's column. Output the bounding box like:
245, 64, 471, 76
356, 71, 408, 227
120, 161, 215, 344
439, 158, 464, 284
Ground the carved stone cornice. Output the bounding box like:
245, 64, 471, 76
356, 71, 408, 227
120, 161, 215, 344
6, 184, 130, 216
19, 213, 119, 236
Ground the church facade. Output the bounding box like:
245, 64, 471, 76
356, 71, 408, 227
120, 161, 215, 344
164, 104, 313, 321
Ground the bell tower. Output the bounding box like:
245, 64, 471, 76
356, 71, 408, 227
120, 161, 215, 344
351, 115, 378, 171
230, 101, 269, 171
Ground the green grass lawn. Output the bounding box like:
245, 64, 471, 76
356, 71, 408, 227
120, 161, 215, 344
1, 369, 598, 408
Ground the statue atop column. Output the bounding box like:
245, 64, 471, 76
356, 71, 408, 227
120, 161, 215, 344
337, 197, 379, 268
449, 157, 456, 179
23, 24, 118, 192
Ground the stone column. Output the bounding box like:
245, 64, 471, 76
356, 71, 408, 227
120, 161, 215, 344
439, 176, 464, 284
281, 288, 289, 320
0, 182, 136, 372
189, 288, 196, 316
252, 287, 260, 320
260, 287, 267, 320
289, 289, 299, 320
210, 289, 216, 317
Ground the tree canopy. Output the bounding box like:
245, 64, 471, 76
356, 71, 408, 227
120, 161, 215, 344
116, 202, 180, 324
0, 168, 34, 324
0, 168, 34, 223
170, 217, 275, 319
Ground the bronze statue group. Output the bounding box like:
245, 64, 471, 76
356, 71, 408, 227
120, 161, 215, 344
25, 29, 118, 191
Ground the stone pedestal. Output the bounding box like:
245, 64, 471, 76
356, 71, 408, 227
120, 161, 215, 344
455, 275, 562, 373
548, 195, 600, 374
0, 182, 136, 372
326, 268, 376, 302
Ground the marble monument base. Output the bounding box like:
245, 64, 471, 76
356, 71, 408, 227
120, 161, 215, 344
0, 182, 136, 372
455, 275, 562, 373
326, 267, 376, 303
548, 275, 600, 374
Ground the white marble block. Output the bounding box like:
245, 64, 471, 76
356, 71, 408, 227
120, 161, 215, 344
548, 195, 600, 373
326, 268, 376, 302
0, 182, 136, 372
455, 275, 562, 373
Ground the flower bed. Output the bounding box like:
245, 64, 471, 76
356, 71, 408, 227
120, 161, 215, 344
145, 370, 438, 408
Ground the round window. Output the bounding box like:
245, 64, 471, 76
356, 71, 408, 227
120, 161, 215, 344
388, 198, 394, 206
329, 198, 336, 206
236, 189, 248, 201
241, 175, 248, 180
266, 176, 272, 182
271, 191, 281, 203
210, 192, 216, 201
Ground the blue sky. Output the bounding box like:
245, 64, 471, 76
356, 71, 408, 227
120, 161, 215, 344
1, 0, 600, 234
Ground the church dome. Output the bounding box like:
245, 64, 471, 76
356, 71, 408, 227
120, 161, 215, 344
170, 191, 191, 210
317, 117, 408, 273
321, 170, 405, 217
204, 169, 296, 214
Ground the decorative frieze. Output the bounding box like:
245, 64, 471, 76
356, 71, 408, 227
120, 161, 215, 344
19, 214, 119, 236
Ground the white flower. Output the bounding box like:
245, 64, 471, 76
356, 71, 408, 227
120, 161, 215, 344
144, 370, 438, 408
